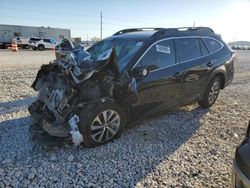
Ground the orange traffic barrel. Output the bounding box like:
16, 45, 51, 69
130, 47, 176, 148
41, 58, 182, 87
11, 42, 18, 52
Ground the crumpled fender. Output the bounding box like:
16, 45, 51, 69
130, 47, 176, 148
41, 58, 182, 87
31, 62, 60, 91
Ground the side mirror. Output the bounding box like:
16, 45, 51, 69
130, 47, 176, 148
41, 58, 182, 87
131, 66, 149, 78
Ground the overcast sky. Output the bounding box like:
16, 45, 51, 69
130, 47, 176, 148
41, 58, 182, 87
0, 0, 249, 42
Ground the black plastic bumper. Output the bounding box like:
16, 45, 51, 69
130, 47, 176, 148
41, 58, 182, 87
233, 140, 250, 188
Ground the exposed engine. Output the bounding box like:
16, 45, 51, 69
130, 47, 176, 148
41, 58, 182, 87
28, 40, 137, 146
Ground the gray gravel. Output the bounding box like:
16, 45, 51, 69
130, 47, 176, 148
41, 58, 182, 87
0, 49, 249, 187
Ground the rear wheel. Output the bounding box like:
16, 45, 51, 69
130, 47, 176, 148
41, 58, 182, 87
78, 103, 126, 148
198, 77, 221, 108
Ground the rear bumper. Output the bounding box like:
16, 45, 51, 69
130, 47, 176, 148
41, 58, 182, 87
232, 160, 250, 188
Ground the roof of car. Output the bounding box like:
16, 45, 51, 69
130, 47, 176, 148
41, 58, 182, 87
110, 27, 215, 40
108, 30, 158, 40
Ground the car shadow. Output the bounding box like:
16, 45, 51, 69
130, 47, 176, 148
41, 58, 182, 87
0, 102, 209, 187
0, 96, 35, 115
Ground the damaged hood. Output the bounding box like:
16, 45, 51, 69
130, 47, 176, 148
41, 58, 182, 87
32, 40, 121, 89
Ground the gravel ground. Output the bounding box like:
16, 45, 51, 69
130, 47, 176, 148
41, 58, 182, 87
0, 49, 249, 188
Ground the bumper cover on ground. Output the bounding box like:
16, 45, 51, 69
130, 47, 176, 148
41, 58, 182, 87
233, 141, 250, 188
232, 160, 250, 188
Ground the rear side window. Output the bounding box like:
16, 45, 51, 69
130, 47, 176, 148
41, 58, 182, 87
138, 39, 175, 71
199, 39, 209, 56
202, 38, 222, 53
30, 38, 41, 41
43, 39, 51, 43
175, 38, 201, 62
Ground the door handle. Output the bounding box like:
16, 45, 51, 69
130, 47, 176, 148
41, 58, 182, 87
206, 62, 214, 67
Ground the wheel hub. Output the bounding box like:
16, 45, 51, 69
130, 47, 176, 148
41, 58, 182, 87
90, 109, 120, 143
208, 81, 220, 104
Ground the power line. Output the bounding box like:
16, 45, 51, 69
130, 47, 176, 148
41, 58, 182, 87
0, 8, 167, 38
0, 15, 99, 25
0, 6, 99, 18
103, 16, 164, 26
0, 6, 163, 27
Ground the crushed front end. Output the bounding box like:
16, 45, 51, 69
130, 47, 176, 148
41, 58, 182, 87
28, 40, 137, 146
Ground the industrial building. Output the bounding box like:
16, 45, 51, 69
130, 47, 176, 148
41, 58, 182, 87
0, 24, 71, 46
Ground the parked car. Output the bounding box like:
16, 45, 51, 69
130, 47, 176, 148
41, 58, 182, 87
232, 120, 250, 188
29, 38, 58, 51
29, 27, 235, 147
28, 37, 42, 50
13, 37, 30, 49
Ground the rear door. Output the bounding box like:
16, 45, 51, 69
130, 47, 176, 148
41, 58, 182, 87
131, 39, 182, 118
174, 37, 211, 103
43, 39, 53, 48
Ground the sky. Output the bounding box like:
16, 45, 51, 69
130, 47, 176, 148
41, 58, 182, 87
0, 0, 249, 42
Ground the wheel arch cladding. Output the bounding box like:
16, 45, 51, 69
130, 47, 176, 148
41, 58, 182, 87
214, 72, 225, 89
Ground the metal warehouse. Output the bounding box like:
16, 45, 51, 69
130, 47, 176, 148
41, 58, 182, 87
0, 24, 71, 44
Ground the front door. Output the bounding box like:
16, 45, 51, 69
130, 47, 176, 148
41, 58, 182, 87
130, 39, 182, 119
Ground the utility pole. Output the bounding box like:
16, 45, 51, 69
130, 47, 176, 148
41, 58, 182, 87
100, 11, 103, 40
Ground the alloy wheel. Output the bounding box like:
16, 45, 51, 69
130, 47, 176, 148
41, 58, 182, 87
90, 110, 120, 143
208, 81, 220, 104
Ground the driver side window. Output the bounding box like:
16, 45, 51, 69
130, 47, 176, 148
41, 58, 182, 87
137, 39, 176, 71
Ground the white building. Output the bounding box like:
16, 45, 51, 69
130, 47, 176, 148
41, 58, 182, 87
0, 24, 71, 45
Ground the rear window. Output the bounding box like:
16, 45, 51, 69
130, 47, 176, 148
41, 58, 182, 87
175, 38, 201, 62
202, 38, 222, 53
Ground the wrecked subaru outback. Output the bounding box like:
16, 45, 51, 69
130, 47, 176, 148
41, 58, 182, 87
29, 27, 234, 147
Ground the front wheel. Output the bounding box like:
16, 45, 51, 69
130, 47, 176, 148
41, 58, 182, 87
198, 77, 221, 108
38, 44, 45, 51
78, 103, 126, 148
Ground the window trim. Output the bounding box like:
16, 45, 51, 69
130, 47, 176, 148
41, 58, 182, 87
174, 38, 202, 63
201, 37, 223, 54
131, 36, 224, 73
198, 38, 209, 56
137, 39, 176, 72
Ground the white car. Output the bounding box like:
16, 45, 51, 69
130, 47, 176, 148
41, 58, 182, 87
29, 38, 58, 51
13, 37, 30, 49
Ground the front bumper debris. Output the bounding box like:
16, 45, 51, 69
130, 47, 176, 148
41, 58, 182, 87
232, 159, 250, 188
68, 115, 83, 146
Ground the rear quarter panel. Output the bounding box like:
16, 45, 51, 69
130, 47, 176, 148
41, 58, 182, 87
204, 45, 234, 93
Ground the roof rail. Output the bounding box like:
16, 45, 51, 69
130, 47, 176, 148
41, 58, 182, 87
151, 27, 215, 38
113, 28, 163, 35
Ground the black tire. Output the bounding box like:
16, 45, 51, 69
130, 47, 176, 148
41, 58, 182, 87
24, 45, 30, 49
38, 44, 45, 51
78, 103, 126, 148
32, 47, 37, 51
198, 77, 221, 108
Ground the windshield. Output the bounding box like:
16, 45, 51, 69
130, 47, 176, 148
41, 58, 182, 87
87, 38, 144, 70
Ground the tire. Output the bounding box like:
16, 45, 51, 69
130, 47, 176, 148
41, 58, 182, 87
38, 44, 45, 51
24, 45, 30, 49
198, 77, 221, 108
78, 103, 126, 148
32, 47, 37, 51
